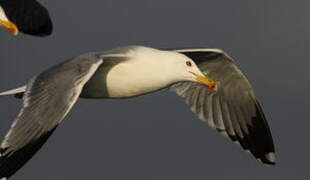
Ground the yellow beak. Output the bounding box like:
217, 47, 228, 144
0, 20, 18, 35
189, 71, 216, 89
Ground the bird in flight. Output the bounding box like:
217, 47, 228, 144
0, 46, 275, 179
0, 0, 52, 36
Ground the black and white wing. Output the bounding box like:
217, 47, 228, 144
0, 54, 103, 179
171, 49, 276, 165
0, 0, 53, 36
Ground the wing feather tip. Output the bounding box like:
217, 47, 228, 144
256, 152, 276, 165
263, 152, 276, 165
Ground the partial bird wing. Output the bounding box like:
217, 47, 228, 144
0, 0, 53, 36
171, 49, 276, 165
0, 54, 103, 179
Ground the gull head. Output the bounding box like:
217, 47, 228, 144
158, 50, 216, 90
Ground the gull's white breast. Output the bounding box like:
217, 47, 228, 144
81, 47, 183, 98
105, 60, 173, 98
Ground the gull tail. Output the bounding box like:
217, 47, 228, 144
0, 86, 26, 99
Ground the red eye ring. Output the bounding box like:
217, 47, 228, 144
186, 61, 192, 67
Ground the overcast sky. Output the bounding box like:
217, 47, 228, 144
0, 0, 309, 179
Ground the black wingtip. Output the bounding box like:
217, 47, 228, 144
21, 17, 53, 37
0, 0, 53, 37
226, 98, 276, 166
247, 101, 276, 165
260, 152, 276, 165
0, 128, 57, 179
17, 5, 53, 37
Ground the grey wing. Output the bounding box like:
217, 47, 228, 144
0, 54, 103, 179
171, 49, 275, 165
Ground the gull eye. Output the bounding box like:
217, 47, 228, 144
186, 61, 192, 67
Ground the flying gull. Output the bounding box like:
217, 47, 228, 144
0, 0, 52, 36
0, 46, 275, 179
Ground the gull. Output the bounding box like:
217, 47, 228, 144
0, 0, 52, 36
0, 46, 275, 179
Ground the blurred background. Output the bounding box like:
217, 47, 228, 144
0, 0, 308, 179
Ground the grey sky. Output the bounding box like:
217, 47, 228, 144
0, 0, 309, 179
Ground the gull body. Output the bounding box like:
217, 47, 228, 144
0, 46, 275, 179
82, 46, 205, 98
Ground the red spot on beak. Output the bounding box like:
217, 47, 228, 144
189, 71, 216, 90
8, 27, 17, 35
206, 83, 215, 89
